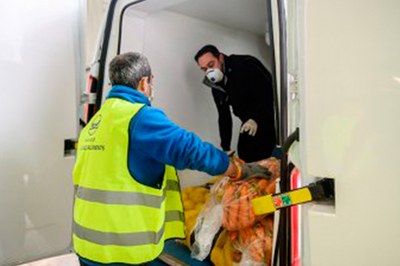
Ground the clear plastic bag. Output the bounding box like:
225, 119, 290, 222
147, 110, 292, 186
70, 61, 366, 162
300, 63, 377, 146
190, 202, 224, 260
181, 186, 211, 248
190, 178, 229, 261
190, 157, 279, 262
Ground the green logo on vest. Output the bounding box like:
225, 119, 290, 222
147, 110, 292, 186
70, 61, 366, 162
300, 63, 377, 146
88, 115, 102, 136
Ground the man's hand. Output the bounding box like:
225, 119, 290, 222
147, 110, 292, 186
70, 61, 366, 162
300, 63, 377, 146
225, 156, 272, 181
240, 119, 258, 136
240, 162, 272, 180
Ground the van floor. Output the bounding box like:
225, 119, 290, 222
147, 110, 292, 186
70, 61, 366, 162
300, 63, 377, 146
19, 254, 79, 266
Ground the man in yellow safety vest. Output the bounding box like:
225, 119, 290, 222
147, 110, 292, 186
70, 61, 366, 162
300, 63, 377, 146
73, 52, 268, 266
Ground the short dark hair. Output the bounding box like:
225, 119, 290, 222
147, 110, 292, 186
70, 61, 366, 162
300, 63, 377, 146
194, 45, 220, 63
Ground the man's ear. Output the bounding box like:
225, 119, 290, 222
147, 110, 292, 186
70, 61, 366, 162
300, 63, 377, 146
219, 53, 224, 63
137, 77, 148, 93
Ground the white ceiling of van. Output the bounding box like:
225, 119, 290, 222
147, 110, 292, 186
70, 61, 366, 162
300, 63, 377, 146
131, 0, 268, 36
167, 0, 267, 35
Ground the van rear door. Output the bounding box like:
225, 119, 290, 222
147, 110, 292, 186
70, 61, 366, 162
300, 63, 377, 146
0, 1, 84, 264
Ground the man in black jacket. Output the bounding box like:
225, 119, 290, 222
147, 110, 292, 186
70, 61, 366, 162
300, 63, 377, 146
194, 45, 276, 162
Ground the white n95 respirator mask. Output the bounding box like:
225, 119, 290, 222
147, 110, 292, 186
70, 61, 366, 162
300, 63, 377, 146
206, 68, 224, 83
149, 84, 155, 102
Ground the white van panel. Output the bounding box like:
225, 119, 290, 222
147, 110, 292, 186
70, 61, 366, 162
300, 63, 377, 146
296, 0, 400, 265
0, 0, 81, 265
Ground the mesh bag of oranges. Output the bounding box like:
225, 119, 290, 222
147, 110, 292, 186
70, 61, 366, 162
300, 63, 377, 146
182, 157, 280, 265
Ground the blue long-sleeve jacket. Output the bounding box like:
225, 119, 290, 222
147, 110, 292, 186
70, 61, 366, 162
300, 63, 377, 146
108, 85, 229, 188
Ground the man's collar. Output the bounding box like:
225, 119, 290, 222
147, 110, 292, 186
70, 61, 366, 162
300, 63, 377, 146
222, 54, 233, 74
107, 85, 151, 106
202, 76, 226, 93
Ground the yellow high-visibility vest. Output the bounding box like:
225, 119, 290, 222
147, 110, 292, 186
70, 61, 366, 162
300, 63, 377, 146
73, 98, 185, 264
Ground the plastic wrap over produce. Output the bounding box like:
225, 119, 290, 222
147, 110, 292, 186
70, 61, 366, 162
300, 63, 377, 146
185, 157, 280, 266
181, 186, 210, 248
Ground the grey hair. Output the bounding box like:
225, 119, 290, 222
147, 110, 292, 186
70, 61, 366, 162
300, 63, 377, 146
108, 52, 152, 89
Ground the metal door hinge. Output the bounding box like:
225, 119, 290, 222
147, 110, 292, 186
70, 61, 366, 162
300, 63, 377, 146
80, 92, 97, 105
288, 73, 298, 100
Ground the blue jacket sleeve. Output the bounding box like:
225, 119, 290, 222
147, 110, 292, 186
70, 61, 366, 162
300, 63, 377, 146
131, 107, 230, 176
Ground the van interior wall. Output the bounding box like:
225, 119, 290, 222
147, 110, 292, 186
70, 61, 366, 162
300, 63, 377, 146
120, 10, 271, 188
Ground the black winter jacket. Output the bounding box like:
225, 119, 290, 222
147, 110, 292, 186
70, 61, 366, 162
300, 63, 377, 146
203, 54, 275, 151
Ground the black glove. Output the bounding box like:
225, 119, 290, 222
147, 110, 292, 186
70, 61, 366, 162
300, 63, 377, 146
240, 162, 272, 180
229, 156, 272, 181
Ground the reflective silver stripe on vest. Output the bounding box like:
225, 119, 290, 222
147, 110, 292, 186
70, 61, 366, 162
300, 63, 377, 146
73, 210, 183, 246
76, 180, 180, 207
165, 210, 184, 222
76, 187, 163, 208
73, 220, 164, 246
166, 179, 180, 191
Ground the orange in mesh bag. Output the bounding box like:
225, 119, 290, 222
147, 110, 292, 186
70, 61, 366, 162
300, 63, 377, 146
190, 157, 279, 264
232, 216, 274, 265
220, 176, 276, 231
217, 157, 279, 265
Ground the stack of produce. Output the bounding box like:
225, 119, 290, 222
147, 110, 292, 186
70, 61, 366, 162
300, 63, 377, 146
209, 230, 238, 266
182, 157, 280, 266
211, 169, 277, 264
230, 216, 274, 265
181, 186, 210, 247
219, 177, 275, 231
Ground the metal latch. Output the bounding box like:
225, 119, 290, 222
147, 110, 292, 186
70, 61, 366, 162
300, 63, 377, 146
64, 138, 78, 156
